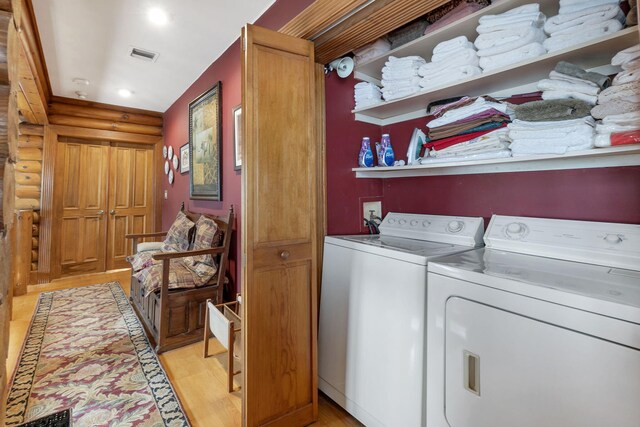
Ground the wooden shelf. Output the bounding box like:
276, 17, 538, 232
352, 145, 640, 178
352, 28, 639, 125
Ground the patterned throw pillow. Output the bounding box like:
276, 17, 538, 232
189, 216, 219, 267
161, 211, 195, 252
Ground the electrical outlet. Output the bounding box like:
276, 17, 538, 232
363, 201, 382, 225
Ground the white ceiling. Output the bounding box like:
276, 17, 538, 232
32, 0, 276, 112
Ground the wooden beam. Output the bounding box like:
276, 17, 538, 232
279, 0, 369, 39
18, 122, 43, 135
51, 125, 162, 145
49, 102, 163, 127
48, 114, 163, 136
50, 96, 163, 118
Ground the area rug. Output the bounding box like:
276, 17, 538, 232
5, 282, 190, 426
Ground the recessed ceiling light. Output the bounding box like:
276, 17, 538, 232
118, 88, 133, 98
148, 7, 169, 25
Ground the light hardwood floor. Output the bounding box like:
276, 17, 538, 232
6, 271, 362, 427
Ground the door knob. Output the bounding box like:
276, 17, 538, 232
280, 250, 290, 260
110, 209, 116, 215
97, 210, 105, 216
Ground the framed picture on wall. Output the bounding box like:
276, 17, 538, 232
233, 105, 242, 171
189, 81, 222, 200
180, 143, 189, 174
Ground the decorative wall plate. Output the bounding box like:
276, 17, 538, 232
168, 169, 174, 184
172, 155, 179, 170
163, 146, 168, 159
168, 145, 174, 159
164, 160, 170, 175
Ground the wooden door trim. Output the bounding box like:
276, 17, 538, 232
51, 125, 162, 145
37, 125, 56, 283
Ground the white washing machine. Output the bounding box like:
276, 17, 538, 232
318, 212, 485, 427
426, 215, 640, 427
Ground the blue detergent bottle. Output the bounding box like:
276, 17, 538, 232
381, 134, 395, 166
358, 137, 374, 167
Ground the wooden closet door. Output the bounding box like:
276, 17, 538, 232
106, 144, 154, 270
242, 24, 319, 427
55, 141, 109, 276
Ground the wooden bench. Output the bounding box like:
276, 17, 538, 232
126, 206, 234, 353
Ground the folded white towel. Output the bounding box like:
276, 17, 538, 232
537, 79, 601, 95
602, 111, 640, 126
385, 55, 427, 66
542, 90, 598, 105
419, 50, 479, 75
479, 3, 540, 21
382, 76, 422, 90
475, 22, 537, 47
419, 66, 482, 90
613, 68, 640, 85
477, 13, 546, 34
622, 58, 640, 71
509, 123, 594, 139
422, 150, 512, 163
382, 67, 420, 80
543, 19, 623, 53
510, 141, 594, 155
432, 36, 472, 55
479, 42, 546, 72
559, 0, 621, 15
596, 123, 640, 134
431, 45, 476, 62
476, 27, 546, 57
382, 87, 420, 101
508, 116, 595, 130
548, 71, 600, 88
612, 44, 640, 66
544, 4, 624, 35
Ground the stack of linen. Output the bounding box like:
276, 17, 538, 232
420, 96, 514, 163
354, 82, 383, 109
543, 0, 625, 53
537, 61, 610, 105
508, 99, 596, 155
418, 36, 481, 90
474, 4, 547, 73
592, 44, 640, 119
593, 44, 640, 146
381, 56, 426, 101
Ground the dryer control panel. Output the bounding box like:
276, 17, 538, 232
379, 213, 484, 247
485, 215, 640, 271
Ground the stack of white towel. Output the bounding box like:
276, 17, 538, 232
592, 44, 640, 119
354, 82, 383, 109
474, 4, 547, 73
544, 0, 625, 53
594, 112, 640, 146
537, 70, 602, 105
508, 117, 596, 155
417, 36, 481, 90
381, 56, 426, 101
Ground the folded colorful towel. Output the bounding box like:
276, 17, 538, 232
613, 68, 640, 86
514, 99, 593, 121
544, 3, 624, 35
543, 19, 623, 53
479, 42, 546, 72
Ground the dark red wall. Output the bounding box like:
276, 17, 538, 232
324, 73, 640, 234
162, 0, 315, 294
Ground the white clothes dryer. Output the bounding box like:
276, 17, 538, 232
318, 212, 485, 427
426, 215, 640, 427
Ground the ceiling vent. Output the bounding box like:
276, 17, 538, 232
128, 47, 159, 62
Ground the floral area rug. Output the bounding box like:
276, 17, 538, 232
5, 282, 190, 426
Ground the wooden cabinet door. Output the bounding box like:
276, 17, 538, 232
241, 24, 319, 427
55, 141, 109, 276
106, 144, 154, 270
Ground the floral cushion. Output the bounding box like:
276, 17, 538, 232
187, 216, 219, 268
161, 210, 194, 252
133, 256, 218, 296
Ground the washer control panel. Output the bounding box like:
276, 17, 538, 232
485, 215, 640, 271
379, 213, 484, 247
